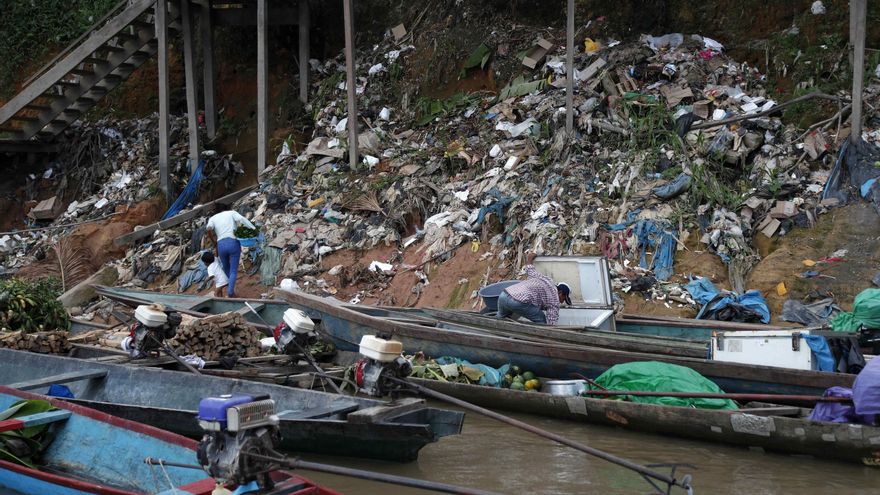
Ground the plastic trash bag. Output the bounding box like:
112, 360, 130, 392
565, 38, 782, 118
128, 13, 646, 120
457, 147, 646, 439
652, 173, 692, 199
831, 288, 880, 332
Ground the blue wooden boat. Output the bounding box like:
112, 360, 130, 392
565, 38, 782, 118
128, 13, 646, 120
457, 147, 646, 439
275, 289, 855, 397
0, 385, 339, 495
0, 349, 464, 463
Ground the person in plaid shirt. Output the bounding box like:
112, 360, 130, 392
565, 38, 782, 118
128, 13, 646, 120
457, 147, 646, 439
497, 253, 572, 325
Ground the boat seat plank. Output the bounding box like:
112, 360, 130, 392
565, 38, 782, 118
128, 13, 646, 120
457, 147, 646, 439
277, 401, 360, 420
7, 370, 108, 391
235, 302, 265, 317
347, 398, 427, 424
0, 410, 72, 433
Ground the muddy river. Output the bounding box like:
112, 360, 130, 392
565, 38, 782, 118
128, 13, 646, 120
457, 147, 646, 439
300, 405, 880, 494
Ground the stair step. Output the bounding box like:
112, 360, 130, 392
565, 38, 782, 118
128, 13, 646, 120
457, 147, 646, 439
62, 108, 83, 115
70, 69, 95, 77
76, 96, 97, 103
100, 45, 126, 53
40, 93, 65, 100
115, 31, 140, 41
130, 19, 154, 29
83, 57, 108, 65
10, 116, 39, 123
55, 80, 81, 88
103, 74, 123, 81
25, 104, 51, 112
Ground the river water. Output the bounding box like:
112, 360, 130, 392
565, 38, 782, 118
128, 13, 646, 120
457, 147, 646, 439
300, 405, 880, 494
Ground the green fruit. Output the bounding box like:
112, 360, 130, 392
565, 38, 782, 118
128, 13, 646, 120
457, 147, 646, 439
522, 371, 536, 381
510, 381, 525, 391
503, 373, 514, 383
512, 375, 524, 383
509, 365, 522, 375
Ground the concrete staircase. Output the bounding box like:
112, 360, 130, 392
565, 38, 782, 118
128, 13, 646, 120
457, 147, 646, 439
0, 0, 179, 142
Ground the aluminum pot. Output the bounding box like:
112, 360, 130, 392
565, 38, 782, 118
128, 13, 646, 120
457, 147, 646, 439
543, 379, 588, 396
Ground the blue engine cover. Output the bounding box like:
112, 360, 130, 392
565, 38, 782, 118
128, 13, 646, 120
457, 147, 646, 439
198, 395, 254, 428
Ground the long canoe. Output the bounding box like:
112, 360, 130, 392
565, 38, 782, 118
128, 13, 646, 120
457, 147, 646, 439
407, 378, 880, 467
0, 349, 464, 462
277, 289, 855, 397
0, 385, 339, 495
92, 286, 711, 358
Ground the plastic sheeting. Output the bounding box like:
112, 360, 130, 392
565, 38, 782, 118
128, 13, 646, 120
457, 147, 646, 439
652, 173, 692, 199
684, 277, 770, 324
592, 361, 737, 409
808, 386, 875, 424
435, 357, 509, 387
162, 160, 204, 220
822, 138, 880, 207
781, 298, 839, 327
633, 219, 677, 280
831, 288, 880, 332
800, 334, 835, 372
259, 246, 282, 286
178, 259, 208, 292
853, 356, 880, 417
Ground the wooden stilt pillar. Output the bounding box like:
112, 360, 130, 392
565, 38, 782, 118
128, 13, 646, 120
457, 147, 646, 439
157, 0, 171, 201
201, 1, 217, 139
257, 0, 268, 174
181, 0, 200, 172
298, 0, 310, 104
343, 0, 358, 170
851, 0, 867, 144
565, 0, 574, 135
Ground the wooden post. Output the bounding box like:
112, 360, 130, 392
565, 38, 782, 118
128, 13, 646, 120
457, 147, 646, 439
343, 0, 358, 170
565, 0, 574, 135
181, 0, 200, 172
851, 0, 867, 144
298, 0, 310, 104
156, 0, 171, 201
201, 1, 217, 139
257, 0, 268, 174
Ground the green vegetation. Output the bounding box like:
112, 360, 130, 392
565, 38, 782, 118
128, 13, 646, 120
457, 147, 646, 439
415, 92, 479, 126
0, 278, 69, 333
0, 0, 119, 96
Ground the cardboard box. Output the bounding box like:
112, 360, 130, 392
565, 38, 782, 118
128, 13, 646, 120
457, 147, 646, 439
28, 196, 62, 220
522, 38, 553, 69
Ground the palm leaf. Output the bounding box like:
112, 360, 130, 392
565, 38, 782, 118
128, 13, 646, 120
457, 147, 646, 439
341, 191, 385, 214
48, 244, 93, 292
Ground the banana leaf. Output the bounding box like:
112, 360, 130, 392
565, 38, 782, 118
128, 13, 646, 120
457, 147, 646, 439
0, 399, 59, 468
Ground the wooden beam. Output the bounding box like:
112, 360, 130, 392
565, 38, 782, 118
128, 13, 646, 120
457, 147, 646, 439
298, 0, 310, 104
201, 1, 217, 139
347, 398, 427, 424
257, 0, 268, 174
8, 370, 108, 391
157, 0, 171, 202
565, 0, 574, 135
113, 185, 256, 246
181, 0, 200, 172
343, 0, 358, 170
851, 0, 867, 144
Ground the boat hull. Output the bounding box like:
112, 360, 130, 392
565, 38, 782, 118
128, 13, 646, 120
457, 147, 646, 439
0, 350, 464, 463
411, 379, 880, 466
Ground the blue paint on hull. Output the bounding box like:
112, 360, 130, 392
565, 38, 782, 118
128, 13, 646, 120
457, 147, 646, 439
0, 468, 97, 495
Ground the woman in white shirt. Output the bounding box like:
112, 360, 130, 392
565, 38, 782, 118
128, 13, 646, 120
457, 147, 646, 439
205, 203, 255, 297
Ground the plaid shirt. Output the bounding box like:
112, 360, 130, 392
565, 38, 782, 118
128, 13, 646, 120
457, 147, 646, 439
503, 265, 560, 325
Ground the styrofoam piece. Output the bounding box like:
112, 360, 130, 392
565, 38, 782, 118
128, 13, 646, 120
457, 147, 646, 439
282, 309, 315, 334
135, 305, 167, 327
359, 335, 403, 362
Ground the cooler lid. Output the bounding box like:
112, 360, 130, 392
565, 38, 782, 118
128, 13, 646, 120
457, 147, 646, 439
533, 256, 613, 306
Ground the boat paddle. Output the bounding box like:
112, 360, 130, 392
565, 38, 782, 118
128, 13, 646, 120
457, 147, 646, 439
145, 456, 505, 495
243, 301, 342, 394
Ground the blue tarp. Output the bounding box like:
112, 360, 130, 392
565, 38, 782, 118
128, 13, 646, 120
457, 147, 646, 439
801, 334, 835, 372
162, 159, 204, 220
475, 189, 516, 227
632, 219, 677, 280
652, 173, 692, 199
684, 277, 770, 324
178, 259, 208, 292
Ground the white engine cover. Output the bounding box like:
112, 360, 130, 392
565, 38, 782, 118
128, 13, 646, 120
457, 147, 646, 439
135, 305, 167, 328
282, 309, 314, 334
359, 335, 403, 362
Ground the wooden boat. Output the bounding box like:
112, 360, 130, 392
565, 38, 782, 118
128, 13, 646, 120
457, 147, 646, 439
274, 289, 856, 397
0, 385, 339, 495
406, 378, 880, 467
0, 349, 464, 463
92, 286, 711, 358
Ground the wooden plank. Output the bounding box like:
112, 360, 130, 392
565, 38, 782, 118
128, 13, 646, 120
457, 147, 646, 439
257, 0, 268, 174
201, 2, 217, 139
7, 370, 108, 391
182, 0, 200, 171
157, 0, 171, 201
113, 185, 255, 245
277, 402, 360, 420
298, 0, 310, 104
739, 406, 802, 417
0, 0, 154, 124
342, 0, 358, 170
347, 398, 426, 424
0, 410, 72, 433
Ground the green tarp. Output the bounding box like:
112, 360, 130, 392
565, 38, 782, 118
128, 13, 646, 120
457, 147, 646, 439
831, 288, 880, 332
591, 361, 738, 410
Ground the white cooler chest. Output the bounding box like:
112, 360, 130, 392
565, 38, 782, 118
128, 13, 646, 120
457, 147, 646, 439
534, 256, 615, 331
711, 330, 816, 370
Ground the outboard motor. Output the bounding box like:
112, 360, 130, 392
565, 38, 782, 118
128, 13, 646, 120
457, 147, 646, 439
128, 304, 181, 359
353, 335, 412, 396
196, 394, 280, 490
273, 309, 318, 356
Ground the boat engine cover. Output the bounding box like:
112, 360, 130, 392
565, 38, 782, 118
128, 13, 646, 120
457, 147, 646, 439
354, 356, 413, 396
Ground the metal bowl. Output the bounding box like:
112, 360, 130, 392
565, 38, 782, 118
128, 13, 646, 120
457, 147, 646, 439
543, 379, 588, 396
